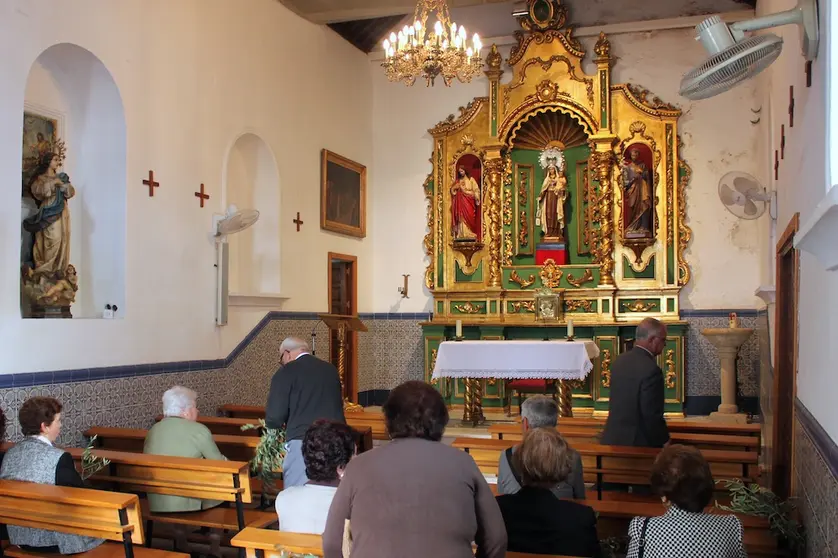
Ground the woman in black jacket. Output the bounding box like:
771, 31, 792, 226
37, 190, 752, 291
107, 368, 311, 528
496, 428, 600, 557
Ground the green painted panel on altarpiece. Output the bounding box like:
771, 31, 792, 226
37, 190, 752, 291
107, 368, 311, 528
623, 254, 656, 279
667, 244, 675, 285
455, 260, 483, 282
508, 146, 593, 267
502, 266, 600, 291
450, 301, 487, 315
667, 298, 675, 313
618, 299, 661, 313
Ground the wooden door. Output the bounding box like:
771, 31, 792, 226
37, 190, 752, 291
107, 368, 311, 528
328, 253, 358, 403
771, 214, 799, 500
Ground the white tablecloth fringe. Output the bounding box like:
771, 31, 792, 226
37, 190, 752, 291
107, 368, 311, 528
433, 362, 592, 380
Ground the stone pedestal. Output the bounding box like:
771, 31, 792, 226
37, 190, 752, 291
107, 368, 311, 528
701, 328, 753, 423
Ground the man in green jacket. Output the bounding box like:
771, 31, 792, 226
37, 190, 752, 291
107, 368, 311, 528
144, 385, 227, 512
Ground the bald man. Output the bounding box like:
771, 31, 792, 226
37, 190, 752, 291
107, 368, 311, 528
601, 318, 670, 448
266, 337, 346, 487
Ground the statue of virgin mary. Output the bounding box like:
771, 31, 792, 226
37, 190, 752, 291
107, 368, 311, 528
535, 147, 568, 241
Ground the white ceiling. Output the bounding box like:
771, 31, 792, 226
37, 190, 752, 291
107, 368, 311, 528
280, 0, 757, 34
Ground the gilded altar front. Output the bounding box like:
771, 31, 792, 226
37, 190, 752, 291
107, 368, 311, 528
421, 0, 692, 417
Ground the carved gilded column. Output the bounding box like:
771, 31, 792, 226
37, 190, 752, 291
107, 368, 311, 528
484, 45, 504, 140
589, 148, 616, 285
484, 153, 504, 288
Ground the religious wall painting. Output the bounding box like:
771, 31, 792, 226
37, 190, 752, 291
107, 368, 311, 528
321, 149, 366, 238
450, 153, 483, 243
620, 142, 655, 242
20, 111, 77, 318
22, 112, 57, 198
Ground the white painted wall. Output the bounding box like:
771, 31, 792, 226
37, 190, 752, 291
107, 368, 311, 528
0, 0, 373, 373
755, 0, 838, 442
225, 133, 282, 295
371, 29, 766, 313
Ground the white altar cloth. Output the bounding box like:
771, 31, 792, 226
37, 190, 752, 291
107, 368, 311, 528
431, 339, 599, 381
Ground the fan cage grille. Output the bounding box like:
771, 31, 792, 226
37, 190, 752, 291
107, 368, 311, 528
680, 35, 783, 100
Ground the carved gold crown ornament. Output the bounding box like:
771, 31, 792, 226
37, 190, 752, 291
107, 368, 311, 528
382, 0, 483, 87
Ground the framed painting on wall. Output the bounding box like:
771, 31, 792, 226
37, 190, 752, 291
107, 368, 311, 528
22, 111, 58, 198
321, 149, 366, 238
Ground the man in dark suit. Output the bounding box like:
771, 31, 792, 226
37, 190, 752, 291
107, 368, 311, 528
266, 337, 346, 487
601, 318, 670, 448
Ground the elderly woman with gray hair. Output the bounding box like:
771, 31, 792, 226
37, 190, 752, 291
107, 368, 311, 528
497, 394, 586, 499
144, 386, 227, 512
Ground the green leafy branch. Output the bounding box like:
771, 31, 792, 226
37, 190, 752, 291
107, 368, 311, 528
716, 479, 805, 549
81, 435, 111, 480
241, 420, 286, 488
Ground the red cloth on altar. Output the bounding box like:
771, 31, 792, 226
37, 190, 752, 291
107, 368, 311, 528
507, 379, 552, 390
536, 248, 568, 265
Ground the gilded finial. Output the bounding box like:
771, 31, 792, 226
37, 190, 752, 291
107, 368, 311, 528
594, 31, 611, 58
487, 44, 502, 70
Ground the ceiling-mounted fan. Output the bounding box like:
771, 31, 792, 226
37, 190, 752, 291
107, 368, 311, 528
680, 0, 819, 100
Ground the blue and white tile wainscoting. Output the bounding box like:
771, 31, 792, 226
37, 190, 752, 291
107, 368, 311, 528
0, 309, 761, 446
794, 400, 838, 557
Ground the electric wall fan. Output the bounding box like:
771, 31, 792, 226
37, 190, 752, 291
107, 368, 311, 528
213, 205, 260, 325
680, 0, 819, 100
718, 171, 774, 219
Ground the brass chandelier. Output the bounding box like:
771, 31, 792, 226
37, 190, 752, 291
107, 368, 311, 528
382, 0, 483, 87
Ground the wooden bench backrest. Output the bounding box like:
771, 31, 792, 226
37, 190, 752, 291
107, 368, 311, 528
0, 479, 144, 545
453, 437, 758, 482
219, 404, 265, 419
92, 448, 254, 505
0, 441, 254, 506
218, 405, 390, 440
231, 528, 588, 558
489, 420, 760, 437
488, 425, 758, 450
85, 426, 261, 463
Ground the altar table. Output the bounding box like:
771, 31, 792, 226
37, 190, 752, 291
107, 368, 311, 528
432, 340, 599, 423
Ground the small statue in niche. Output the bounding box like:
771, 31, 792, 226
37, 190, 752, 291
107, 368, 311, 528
536, 147, 568, 241
451, 154, 482, 242
20, 138, 78, 317
621, 145, 654, 238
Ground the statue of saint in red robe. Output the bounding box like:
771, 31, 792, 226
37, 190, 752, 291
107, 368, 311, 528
451, 166, 481, 241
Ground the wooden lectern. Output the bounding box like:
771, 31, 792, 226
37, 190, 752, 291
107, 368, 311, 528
318, 313, 367, 413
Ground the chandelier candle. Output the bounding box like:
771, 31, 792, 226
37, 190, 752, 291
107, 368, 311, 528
382, 0, 482, 87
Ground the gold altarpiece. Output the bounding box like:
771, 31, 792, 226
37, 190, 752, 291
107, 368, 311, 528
421, 0, 692, 417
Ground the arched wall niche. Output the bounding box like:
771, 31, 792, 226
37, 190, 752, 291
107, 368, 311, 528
21, 43, 127, 319
223, 132, 281, 295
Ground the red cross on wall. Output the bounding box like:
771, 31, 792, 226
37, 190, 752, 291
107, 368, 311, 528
143, 170, 159, 197
194, 183, 210, 208
293, 212, 304, 231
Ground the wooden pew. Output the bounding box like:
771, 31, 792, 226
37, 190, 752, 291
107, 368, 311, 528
219, 403, 761, 446
489, 418, 760, 442
86, 427, 263, 463
489, 424, 759, 451
84, 447, 276, 534
231, 496, 781, 558
151, 416, 375, 454
0, 478, 187, 558
452, 437, 758, 499
218, 404, 390, 441
230, 528, 591, 558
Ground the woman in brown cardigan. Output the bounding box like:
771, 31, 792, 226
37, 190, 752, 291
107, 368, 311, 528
323, 381, 507, 558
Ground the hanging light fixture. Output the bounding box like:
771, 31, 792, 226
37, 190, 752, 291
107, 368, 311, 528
382, 0, 483, 87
